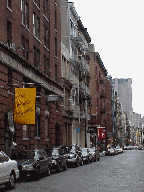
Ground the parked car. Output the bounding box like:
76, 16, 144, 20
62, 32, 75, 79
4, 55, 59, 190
11, 149, 51, 180
127, 145, 132, 150
114, 147, 118, 155
63, 145, 83, 167
81, 148, 93, 163
116, 146, 123, 154
0, 151, 19, 190
123, 145, 128, 150
107, 147, 115, 156
138, 145, 143, 150
45, 147, 67, 173
89, 148, 100, 162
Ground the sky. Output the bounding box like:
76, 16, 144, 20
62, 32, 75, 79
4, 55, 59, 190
71, 0, 144, 117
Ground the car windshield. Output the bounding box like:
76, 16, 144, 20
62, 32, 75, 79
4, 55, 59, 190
70, 148, 76, 153
52, 149, 59, 156
116, 146, 120, 148
11, 151, 35, 160
82, 148, 87, 153
89, 148, 94, 152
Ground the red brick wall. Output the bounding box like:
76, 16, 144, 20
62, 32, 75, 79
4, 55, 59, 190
0, 0, 63, 153
89, 52, 112, 132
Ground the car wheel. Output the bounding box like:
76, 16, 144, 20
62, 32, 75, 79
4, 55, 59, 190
87, 158, 89, 164
76, 160, 79, 167
56, 164, 61, 173
35, 167, 40, 180
94, 156, 97, 162
47, 167, 51, 176
63, 164, 67, 171
80, 159, 83, 166
5, 173, 15, 190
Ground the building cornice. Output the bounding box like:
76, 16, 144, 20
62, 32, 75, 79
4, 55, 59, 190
95, 52, 108, 76
0, 41, 63, 94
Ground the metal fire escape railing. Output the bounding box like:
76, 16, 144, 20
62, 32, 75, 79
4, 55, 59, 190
79, 81, 90, 95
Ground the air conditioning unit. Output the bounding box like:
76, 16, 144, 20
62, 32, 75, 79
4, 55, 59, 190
10, 43, 15, 50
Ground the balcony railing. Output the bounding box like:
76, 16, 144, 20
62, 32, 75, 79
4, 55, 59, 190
70, 35, 83, 47
78, 56, 89, 72
80, 81, 90, 95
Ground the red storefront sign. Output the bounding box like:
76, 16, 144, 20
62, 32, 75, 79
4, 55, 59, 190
102, 131, 105, 139
97, 127, 105, 141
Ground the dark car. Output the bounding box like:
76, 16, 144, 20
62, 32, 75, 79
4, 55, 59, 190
89, 147, 100, 162
138, 145, 143, 150
63, 145, 83, 167
45, 147, 67, 173
11, 149, 51, 180
81, 148, 93, 164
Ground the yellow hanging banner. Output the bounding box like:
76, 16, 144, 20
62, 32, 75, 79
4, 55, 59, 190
14, 88, 36, 124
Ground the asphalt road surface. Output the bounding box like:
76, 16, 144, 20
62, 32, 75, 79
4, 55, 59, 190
1, 150, 144, 192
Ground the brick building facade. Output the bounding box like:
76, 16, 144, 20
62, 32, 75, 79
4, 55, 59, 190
89, 44, 112, 150
0, 0, 63, 155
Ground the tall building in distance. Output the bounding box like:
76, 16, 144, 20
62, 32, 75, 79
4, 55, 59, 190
112, 78, 133, 123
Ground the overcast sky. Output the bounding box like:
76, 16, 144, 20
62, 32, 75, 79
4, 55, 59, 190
71, 0, 144, 117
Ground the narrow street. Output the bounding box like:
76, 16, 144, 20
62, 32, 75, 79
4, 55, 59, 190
2, 150, 144, 192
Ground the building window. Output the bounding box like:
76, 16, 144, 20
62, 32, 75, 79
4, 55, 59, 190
21, 0, 29, 29
45, 117, 49, 139
43, 25, 49, 48
21, 35, 25, 58
26, 39, 29, 60
43, 0, 48, 17
21, 35, 29, 60
23, 125, 29, 138
55, 37, 57, 57
55, 10, 57, 30
8, 68, 12, 92
55, 64, 57, 81
56, 101, 59, 112
34, 0, 40, 8
35, 115, 40, 137
44, 55, 49, 74
33, 13, 40, 39
7, 20, 12, 46
33, 46, 40, 67
7, 0, 11, 9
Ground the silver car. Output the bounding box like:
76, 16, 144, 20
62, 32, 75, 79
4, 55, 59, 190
66, 145, 83, 167
81, 148, 93, 163
0, 151, 19, 190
